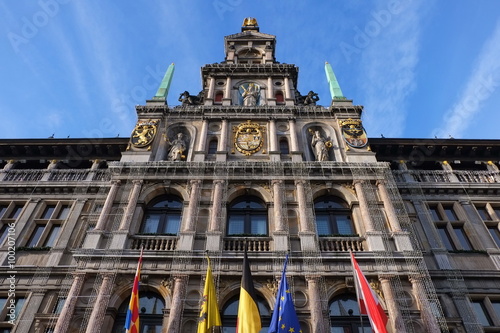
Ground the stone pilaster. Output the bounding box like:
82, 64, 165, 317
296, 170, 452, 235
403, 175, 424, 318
85, 274, 114, 333
376, 180, 401, 232
197, 119, 209, 152
354, 181, 385, 251
223, 77, 232, 106
183, 180, 201, 232
54, 273, 85, 333
119, 180, 143, 231
269, 119, 277, 152
272, 180, 284, 232
306, 276, 327, 333
295, 180, 310, 233
166, 276, 188, 333
410, 276, 441, 333
288, 119, 299, 152
379, 277, 406, 333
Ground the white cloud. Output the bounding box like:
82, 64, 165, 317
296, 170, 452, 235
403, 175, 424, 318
432, 21, 500, 138
358, 0, 426, 138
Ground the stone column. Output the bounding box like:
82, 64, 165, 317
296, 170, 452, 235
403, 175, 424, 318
207, 77, 215, 101
284, 76, 291, 100
267, 76, 273, 100
85, 274, 114, 333
219, 119, 228, 152
269, 119, 278, 152
410, 276, 441, 333
288, 119, 299, 152
295, 180, 310, 232
273, 180, 285, 231
376, 181, 401, 232
14, 290, 46, 333
197, 119, 209, 152
95, 180, 121, 231
209, 180, 225, 232
307, 276, 327, 333
183, 180, 201, 232
354, 181, 375, 232
166, 276, 188, 333
54, 273, 85, 333
119, 180, 143, 231
223, 77, 232, 105
379, 277, 406, 333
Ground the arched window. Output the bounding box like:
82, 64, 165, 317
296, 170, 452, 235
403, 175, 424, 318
330, 293, 372, 332
314, 196, 354, 236
279, 138, 290, 154
139, 196, 182, 235
208, 139, 218, 154
227, 196, 268, 236
222, 295, 271, 332
112, 291, 165, 333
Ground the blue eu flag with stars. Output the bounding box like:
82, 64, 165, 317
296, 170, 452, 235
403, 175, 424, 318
268, 255, 302, 333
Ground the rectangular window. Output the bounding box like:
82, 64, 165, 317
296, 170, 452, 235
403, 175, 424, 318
477, 207, 491, 220
488, 227, 500, 247
437, 226, 456, 251
27, 225, 45, 247
0, 205, 7, 218
454, 227, 472, 250
472, 301, 493, 326
444, 206, 458, 221
42, 205, 56, 219
53, 297, 66, 314
57, 205, 71, 220
429, 206, 441, 221
44, 225, 61, 247
9, 205, 23, 219
0, 224, 8, 245
2, 297, 25, 321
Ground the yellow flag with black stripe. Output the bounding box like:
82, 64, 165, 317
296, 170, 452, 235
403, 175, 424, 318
197, 255, 221, 333
236, 249, 261, 333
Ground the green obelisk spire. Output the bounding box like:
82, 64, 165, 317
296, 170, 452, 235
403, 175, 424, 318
153, 63, 175, 101
324, 62, 345, 100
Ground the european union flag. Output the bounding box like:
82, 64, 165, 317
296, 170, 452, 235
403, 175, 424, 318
268, 255, 302, 333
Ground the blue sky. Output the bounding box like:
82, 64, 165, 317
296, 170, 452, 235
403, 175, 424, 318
1, 1, 499, 140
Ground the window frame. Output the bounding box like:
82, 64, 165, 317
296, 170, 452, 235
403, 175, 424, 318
329, 293, 373, 332
428, 203, 474, 251
314, 196, 355, 237
139, 196, 183, 235
25, 202, 71, 248
475, 203, 500, 248
470, 296, 500, 329
227, 196, 268, 236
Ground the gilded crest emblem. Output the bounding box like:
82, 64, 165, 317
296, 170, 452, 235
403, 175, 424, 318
233, 120, 265, 156
340, 119, 368, 148
130, 119, 159, 148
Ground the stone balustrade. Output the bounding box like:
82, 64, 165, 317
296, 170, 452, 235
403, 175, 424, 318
318, 236, 365, 252
130, 235, 178, 251
1, 169, 111, 182
224, 237, 271, 252
393, 170, 498, 183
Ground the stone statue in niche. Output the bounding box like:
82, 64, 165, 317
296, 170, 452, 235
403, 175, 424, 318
166, 132, 187, 161
239, 83, 260, 106
296, 90, 320, 106
178, 91, 204, 106
310, 129, 332, 161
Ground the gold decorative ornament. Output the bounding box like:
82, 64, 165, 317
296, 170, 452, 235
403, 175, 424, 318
340, 118, 368, 149
233, 120, 266, 156
130, 119, 159, 148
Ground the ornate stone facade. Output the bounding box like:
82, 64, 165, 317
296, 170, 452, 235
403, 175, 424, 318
1, 18, 500, 333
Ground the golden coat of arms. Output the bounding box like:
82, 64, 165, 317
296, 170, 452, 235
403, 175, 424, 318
233, 120, 265, 156
130, 119, 159, 148
340, 119, 368, 148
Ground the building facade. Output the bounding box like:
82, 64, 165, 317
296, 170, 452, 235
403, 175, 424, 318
1, 18, 500, 333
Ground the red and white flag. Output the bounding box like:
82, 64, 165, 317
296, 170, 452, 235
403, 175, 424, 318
350, 252, 388, 333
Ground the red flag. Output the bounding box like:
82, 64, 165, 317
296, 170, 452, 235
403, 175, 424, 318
350, 252, 388, 333
125, 248, 143, 333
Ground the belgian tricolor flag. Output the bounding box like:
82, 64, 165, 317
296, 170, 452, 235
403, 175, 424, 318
236, 248, 262, 333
